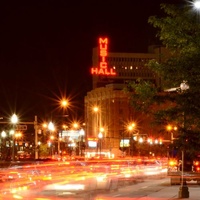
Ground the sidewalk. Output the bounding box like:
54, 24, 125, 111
116, 177, 200, 200
146, 182, 200, 200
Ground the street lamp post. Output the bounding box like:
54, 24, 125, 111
93, 106, 99, 136
178, 81, 189, 199
49, 135, 55, 156
128, 123, 136, 157
98, 132, 103, 158
0, 131, 7, 160
60, 99, 69, 154
11, 114, 18, 161
79, 129, 85, 157
48, 122, 55, 157
34, 116, 39, 160
93, 106, 100, 154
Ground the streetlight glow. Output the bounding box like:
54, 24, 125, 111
10, 114, 18, 161
9, 130, 14, 135
61, 99, 68, 108
127, 122, 136, 131
11, 114, 18, 124
93, 106, 99, 112
48, 122, 55, 131
98, 132, 103, 138
100, 127, 104, 132
1, 131, 6, 138
73, 122, 79, 129
194, 0, 200, 9
180, 81, 189, 91
80, 129, 85, 136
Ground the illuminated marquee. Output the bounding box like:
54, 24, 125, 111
91, 37, 116, 76
87, 137, 98, 148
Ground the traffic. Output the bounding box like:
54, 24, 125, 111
0, 157, 168, 199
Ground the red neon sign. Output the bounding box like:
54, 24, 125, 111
91, 37, 116, 76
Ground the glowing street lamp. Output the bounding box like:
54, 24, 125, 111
100, 127, 104, 133
48, 122, 55, 132
93, 106, 99, 113
61, 99, 68, 108
0, 131, 7, 158
73, 122, 79, 129
193, 0, 200, 9
60, 99, 69, 153
61, 99, 69, 118
11, 114, 18, 161
1, 131, 6, 138
127, 122, 136, 156
128, 123, 136, 131
11, 114, 18, 124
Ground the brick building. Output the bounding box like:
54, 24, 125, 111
84, 41, 167, 157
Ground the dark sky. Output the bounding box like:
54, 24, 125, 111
0, 0, 184, 122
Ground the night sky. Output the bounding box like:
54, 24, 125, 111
0, 0, 184, 122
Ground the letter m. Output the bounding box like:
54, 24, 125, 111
99, 38, 108, 44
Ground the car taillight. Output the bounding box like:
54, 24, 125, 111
196, 167, 200, 172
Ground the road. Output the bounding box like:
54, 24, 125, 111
1, 174, 200, 199
95, 177, 170, 199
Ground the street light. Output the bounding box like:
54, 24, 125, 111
79, 129, 85, 156
0, 131, 6, 160
178, 81, 189, 199
127, 123, 136, 156
1, 131, 6, 138
61, 99, 68, 108
61, 99, 69, 119
73, 122, 79, 129
193, 0, 200, 10
98, 132, 103, 158
49, 135, 55, 156
10, 114, 18, 161
60, 99, 69, 153
48, 122, 55, 132
93, 106, 99, 137
48, 122, 55, 156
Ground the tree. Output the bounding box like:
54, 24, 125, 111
126, 3, 200, 159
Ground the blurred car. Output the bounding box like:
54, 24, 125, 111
38, 172, 97, 200
86, 161, 119, 191
111, 159, 145, 184
0, 168, 42, 198
142, 159, 166, 177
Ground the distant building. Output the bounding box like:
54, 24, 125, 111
84, 42, 167, 157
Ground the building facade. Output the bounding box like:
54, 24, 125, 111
84, 42, 166, 157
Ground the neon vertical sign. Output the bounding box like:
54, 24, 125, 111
91, 37, 116, 76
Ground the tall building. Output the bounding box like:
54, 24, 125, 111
84, 38, 166, 157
